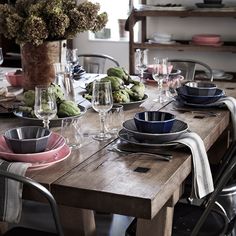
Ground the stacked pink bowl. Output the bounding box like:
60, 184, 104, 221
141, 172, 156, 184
191, 34, 222, 46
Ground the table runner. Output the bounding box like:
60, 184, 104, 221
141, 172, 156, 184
0, 159, 31, 223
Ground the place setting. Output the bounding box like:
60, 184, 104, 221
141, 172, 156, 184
114, 110, 214, 198
0, 126, 71, 170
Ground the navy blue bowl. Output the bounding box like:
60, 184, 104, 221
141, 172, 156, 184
184, 82, 217, 96
134, 111, 176, 134
176, 86, 224, 104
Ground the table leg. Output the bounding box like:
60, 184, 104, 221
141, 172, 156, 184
58, 205, 96, 236
0, 222, 8, 235
136, 206, 174, 236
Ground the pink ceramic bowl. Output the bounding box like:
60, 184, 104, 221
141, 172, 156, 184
192, 34, 221, 44
5, 71, 24, 87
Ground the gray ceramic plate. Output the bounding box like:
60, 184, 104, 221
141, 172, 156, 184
118, 129, 183, 147
122, 119, 188, 144
13, 104, 87, 127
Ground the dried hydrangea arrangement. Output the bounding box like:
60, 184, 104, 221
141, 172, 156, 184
0, 0, 108, 46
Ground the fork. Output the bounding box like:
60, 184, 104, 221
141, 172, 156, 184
108, 146, 172, 161
171, 108, 220, 117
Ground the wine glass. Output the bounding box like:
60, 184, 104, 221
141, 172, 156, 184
135, 49, 148, 82
91, 80, 113, 141
34, 85, 57, 129
0, 48, 3, 74
152, 57, 171, 103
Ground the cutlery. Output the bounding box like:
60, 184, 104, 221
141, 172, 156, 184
171, 108, 220, 117
108, 146, 172, 161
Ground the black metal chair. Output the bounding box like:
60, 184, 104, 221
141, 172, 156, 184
169, 59, 213, 82
77, 53, 120, 74
0, 170, 64, 236
126, 141, 236, 236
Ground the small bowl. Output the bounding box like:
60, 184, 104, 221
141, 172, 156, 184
5, 71, 24, 87
134, 111, 176, 134
184, 82, 217, 96
4, 126, 51, 154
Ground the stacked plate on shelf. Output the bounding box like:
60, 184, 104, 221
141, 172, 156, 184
191, 34, 223, 46
149, 33, 176, 45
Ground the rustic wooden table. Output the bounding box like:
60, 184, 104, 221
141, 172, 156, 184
0, 79, 235, 236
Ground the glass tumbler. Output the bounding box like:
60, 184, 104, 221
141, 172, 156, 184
61, 117, 82, 149
105, 104, 124, 136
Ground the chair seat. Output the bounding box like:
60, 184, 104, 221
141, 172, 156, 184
172, 202, 228, 236
4, 227, 57, 236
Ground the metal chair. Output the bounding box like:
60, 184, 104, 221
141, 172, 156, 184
77, 53, 120, 74
126, 141, 236, 236
0, 170, 64, 236
169, 59, 213, 82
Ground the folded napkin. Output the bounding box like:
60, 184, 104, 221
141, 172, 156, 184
212, 96, 236, 141
0, 159, 31, 223
170, 131, 214, 199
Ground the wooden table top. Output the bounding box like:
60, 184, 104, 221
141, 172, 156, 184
0, 80, 235, 222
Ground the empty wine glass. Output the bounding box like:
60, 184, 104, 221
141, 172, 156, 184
135, 49, 148, 82
152, 57, 171, 103
0, 48, 3, 74
34, 85, 57, 129
91, 80, 113, 141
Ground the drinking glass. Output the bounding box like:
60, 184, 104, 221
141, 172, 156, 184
91, 80, 113, 141
135, 49, 148, 82
106, 104, 124, 137
61, 117, 82, 149
54, 63, 75, 101
0, 48, 3, 73
34, 85, 57, 129
152, 57, 171, 103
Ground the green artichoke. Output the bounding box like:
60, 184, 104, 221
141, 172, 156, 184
58, 100, 80, 117
113, 89, 130, 103
100, 76, 124, 91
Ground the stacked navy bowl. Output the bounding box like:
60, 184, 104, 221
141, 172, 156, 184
176, 82, 225, 105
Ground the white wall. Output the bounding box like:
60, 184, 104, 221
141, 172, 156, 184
74, 0, 236, 73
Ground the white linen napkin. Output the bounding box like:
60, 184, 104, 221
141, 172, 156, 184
0, 159, 31, 223
170, 131, 214, 199
212, 96, 236, 141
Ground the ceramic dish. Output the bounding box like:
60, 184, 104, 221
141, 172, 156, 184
0, 132, 66, 163
195, 3, 224, 8
28, 144, 71, 170
176, 86, 224, 104
192, 34, 221, 44
114, 94, 148, 110
118, 129, 180, 147
13, 104, 86, 127
123, 119, 188, 143
175, 96, 225, 108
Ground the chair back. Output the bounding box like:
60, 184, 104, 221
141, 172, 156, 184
77, 54, 120, 74
0, 170, 64, 236
190, 142, 236, 235
169, 59, 213, 82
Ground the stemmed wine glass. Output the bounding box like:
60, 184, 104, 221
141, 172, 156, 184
91, 80, 113, 141
34, 85, 57, 129
135, 49, 148, 82
152, 57, 171, 103
0, 48, 3, 74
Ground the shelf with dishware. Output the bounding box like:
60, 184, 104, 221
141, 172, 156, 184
127, 3, 236, 74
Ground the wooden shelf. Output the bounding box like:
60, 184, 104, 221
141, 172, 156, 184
128, 3, 236, 74
132, 41, 236, 53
